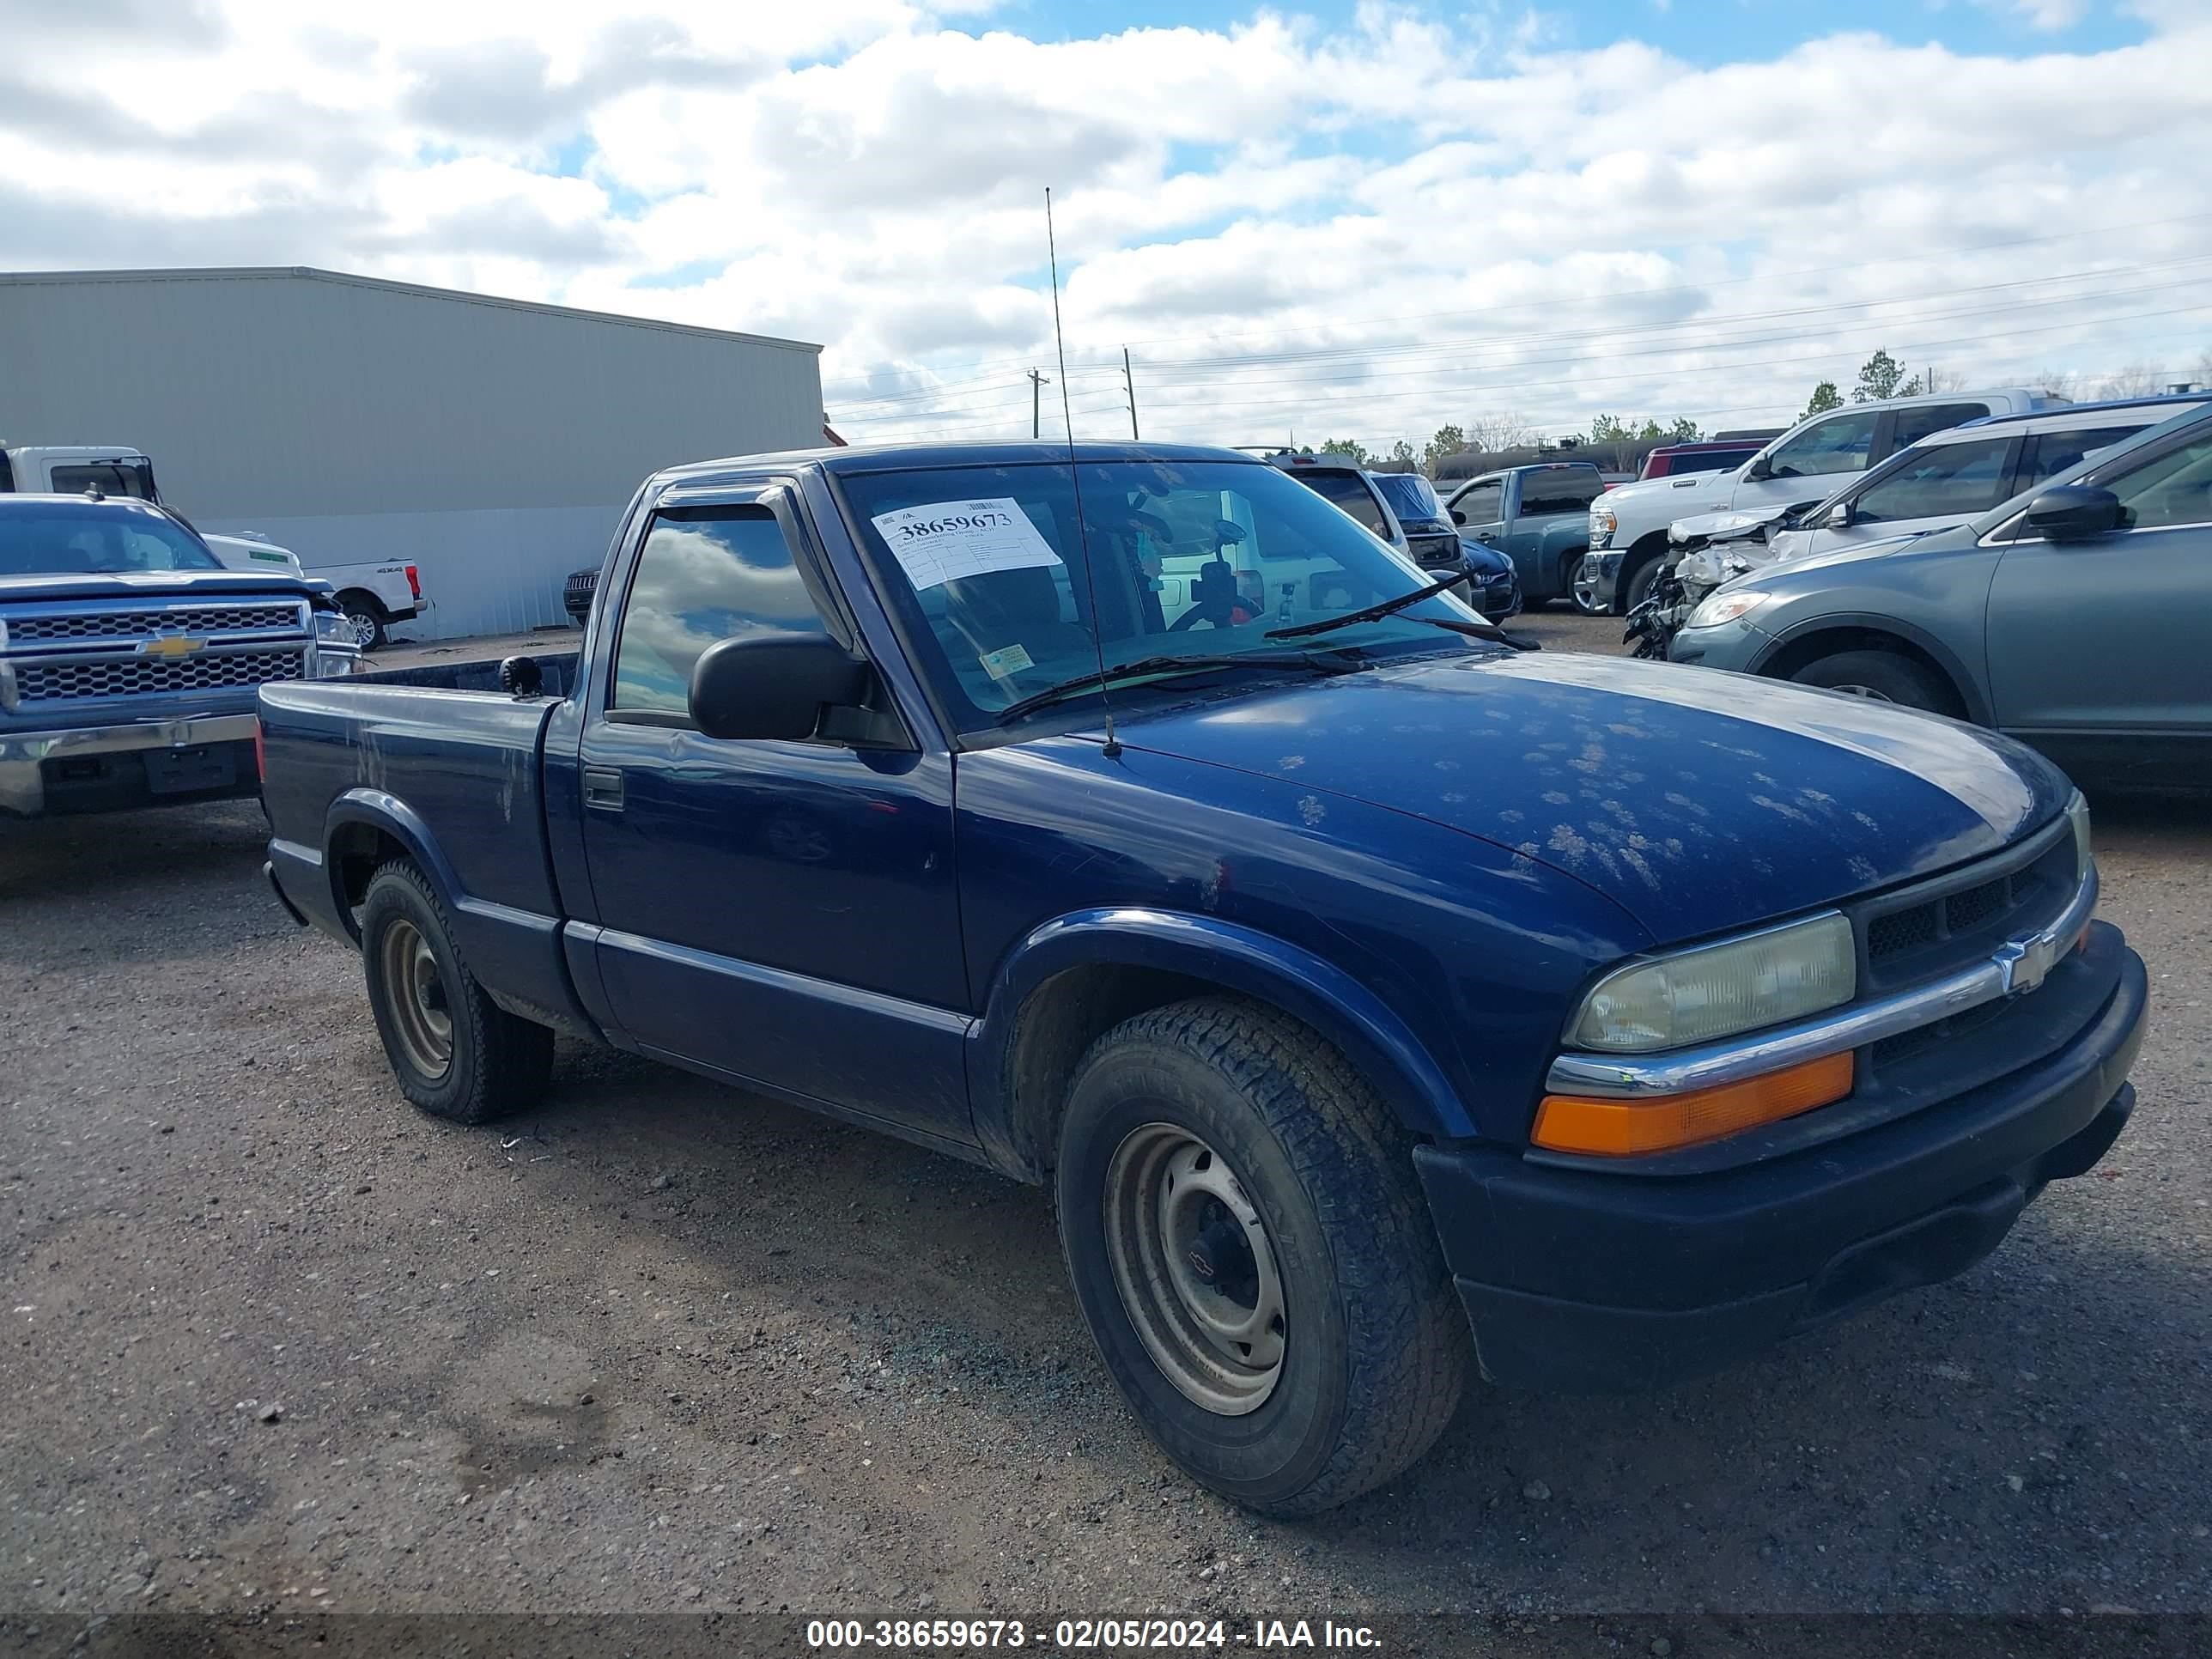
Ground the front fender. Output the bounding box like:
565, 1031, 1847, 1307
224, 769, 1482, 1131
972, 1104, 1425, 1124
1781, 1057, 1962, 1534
968, 907, 1475, 1172
1752, 606, 1993, 726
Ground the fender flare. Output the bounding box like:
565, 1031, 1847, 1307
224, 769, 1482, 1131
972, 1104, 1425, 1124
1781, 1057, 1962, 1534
321, 788, 467, 940
1751, 610, 1993, 725
968, 908, 1475, 1170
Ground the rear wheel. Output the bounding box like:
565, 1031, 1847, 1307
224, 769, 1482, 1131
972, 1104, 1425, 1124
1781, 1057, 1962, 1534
1790, 649, 1954, 714
1054, 998, 1468, 1516
337, 592, 388, 651
359, 862, 552, 1123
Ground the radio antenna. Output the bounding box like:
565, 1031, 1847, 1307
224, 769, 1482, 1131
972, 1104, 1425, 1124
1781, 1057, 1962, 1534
1046, 186, 1121, 759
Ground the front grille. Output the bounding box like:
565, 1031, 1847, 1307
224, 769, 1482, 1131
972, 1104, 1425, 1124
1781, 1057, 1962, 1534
14, 647, 307, 704
4, 602, 304, 643
1852, 817, 2080, 994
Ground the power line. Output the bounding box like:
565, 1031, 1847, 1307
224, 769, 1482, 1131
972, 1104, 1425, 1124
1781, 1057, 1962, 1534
816, 206, 2212, 396
825, 251, 2212, 416
836, 300, 2212, 436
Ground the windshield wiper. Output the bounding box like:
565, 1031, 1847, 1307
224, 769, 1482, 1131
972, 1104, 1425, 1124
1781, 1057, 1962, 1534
1263, 567, 1471, 641
994, 648, 1364, 726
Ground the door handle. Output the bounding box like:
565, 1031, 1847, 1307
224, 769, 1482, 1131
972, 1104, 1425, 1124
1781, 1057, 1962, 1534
582, 768, 624, 811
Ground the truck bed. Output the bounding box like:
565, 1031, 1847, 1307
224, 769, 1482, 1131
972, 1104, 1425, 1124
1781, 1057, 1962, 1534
258, 649, 590, 1033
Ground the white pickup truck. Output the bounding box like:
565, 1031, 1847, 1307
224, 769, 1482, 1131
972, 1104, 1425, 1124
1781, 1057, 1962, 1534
0, 445, 426, 649
1577, 388, 2067, 614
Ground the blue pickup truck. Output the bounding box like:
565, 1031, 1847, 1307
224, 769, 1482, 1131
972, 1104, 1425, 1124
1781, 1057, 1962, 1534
2, 494, 359, 818
260, 441, 2145, 1516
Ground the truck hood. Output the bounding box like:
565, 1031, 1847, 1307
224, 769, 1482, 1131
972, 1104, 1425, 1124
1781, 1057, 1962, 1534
0, 569, 328, 604
1599, 470, 1737, 513
1104, 649, 2068, 941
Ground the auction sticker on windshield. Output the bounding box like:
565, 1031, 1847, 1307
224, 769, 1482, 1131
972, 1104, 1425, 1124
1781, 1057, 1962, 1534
871, 498, 1065, 592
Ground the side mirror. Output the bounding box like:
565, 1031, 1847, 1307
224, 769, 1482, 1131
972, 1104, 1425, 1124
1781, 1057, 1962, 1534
1743, 455, 1772, 482
1449, 508, 1467, 526
1826, 501, 1853, 530
688, 634, 872, 742
2025, 485, 2124, 543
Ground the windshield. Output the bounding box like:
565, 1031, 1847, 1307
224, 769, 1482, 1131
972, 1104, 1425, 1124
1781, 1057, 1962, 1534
841, 459, 1481, 732
0, 507, 223, 576
1371, 472, 1448, 526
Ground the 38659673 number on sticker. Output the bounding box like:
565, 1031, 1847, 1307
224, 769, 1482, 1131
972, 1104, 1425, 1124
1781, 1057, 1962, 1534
869, 498, 1066, 592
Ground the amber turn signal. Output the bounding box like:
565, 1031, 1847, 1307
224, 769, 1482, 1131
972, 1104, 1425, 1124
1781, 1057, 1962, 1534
1533, 1050, 1855, 1158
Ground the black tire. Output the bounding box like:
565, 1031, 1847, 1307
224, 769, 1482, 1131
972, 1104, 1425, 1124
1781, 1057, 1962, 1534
337, 592, 387, 652
1619, 553, 1665, 617
359, 861, 553, 1123
1790, 648, 1954, 714
1565, 549, 1601, 614
1054, 998, 1468, 1516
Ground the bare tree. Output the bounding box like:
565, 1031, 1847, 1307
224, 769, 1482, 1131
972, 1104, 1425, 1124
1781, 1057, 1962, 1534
2029, 368, 2082, 401
1466, 410, 1539, 453
2193, 347, 2212, 391
2095, 362, 2166, 399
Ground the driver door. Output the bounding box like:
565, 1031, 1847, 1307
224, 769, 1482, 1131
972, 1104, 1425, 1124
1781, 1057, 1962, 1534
576, 489, 973, 1143
1985, 425, 2212, 785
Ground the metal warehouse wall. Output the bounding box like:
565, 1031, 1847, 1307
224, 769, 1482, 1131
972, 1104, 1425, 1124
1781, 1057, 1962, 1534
0, 268, 825, 639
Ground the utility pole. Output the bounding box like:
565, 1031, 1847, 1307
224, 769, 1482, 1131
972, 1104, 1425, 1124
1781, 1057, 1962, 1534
1028, 368, 1050, 439
1122, 347, 1140, 440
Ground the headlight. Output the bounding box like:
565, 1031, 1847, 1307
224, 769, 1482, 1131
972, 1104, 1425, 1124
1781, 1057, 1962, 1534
313, 610, 356, 644
1589, 507, 1617, 548
1568, 912, 1856, 1053
1684, 588, 1771, 629
2066, 789, 2092, 884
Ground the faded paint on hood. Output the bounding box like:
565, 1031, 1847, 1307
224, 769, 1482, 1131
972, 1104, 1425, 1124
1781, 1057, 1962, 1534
1103, 648, 2069, 942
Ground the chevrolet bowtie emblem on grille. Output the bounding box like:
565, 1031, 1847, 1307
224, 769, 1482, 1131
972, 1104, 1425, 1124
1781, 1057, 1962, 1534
139, 635, 209, 659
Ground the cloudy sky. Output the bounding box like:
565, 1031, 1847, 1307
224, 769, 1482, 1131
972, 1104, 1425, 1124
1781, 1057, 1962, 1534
5, 0, 2210, 453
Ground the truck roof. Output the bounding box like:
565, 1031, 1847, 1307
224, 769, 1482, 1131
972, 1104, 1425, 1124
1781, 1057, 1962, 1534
652, 440, 1264, 489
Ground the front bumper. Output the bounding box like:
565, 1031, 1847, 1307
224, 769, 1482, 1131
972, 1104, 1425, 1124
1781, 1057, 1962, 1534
1414, 922, 2147, 1392
1668, 613, 1769, 669
0, 712, 262, 817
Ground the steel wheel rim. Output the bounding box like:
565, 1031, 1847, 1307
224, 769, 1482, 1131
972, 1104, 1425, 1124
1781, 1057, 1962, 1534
1103, 1122, 1285, 1415
380, 917, 453, 1079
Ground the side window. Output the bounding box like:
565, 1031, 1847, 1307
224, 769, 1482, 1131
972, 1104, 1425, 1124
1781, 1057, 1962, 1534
1296, 472, 1389, 537
1887, 403, 1990, 452
611, 506, 832, 718
1518, 472, 1604, 516
1449, 480, 1504, 524
2019, 426, 2148, 493
2101, 433, 2212, 532
1850, 437, 2014, 524
49, 464, 149, 498
1765, 411, 1879, 480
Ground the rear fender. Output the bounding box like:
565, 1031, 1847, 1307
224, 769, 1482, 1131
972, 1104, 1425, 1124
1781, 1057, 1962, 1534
969, 908, 1474, 1176
321, 789, 599, 1038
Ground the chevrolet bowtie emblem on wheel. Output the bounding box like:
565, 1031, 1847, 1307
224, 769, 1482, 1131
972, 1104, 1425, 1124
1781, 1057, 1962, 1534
139, 635, 209, 659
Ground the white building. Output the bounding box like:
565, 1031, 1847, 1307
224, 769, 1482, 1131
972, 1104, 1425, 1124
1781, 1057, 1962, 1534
0, 267, 826, 640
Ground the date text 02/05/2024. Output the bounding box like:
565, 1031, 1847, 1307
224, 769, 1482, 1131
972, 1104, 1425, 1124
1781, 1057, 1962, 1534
804, 1617, 1382, 1649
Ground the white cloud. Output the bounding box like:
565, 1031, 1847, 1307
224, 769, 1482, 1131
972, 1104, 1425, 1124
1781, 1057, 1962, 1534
3, 2, 2211, 453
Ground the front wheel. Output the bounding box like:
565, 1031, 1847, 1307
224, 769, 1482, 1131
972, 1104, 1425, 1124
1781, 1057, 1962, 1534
1619, 555, 1665, 617
1055, 999, 1468, 1516
1790, 649, 1954, 714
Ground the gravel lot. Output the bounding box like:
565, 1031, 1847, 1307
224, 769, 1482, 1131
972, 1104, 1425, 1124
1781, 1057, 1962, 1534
3, 613, 2209, 1630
